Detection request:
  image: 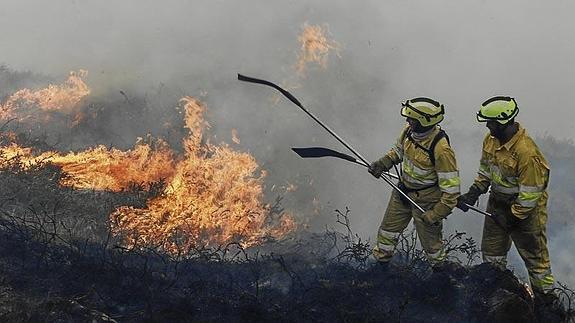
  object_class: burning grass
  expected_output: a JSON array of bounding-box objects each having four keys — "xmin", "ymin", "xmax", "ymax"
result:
[
  {"xmin": 0, "ymin": 70, "xmax": 89, "ymax": 120},
  {"xmin": 0, "ymin": 139, "xmax": 175, "ymax": 192},
  {"xmin": 110, "ymin": 97, "xmax": 296, "ymax": 253},
  {"xmin": 0, "ymin": 92, "xmax": 296, "ymax": 253}
]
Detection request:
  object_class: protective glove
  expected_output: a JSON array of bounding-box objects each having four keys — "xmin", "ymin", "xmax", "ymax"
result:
[
  {"xmin": 456, "ymin": 185, "xmax": 483, "ymax": 212},
  {"xmin": 369, "ymin": 157, "xmax": 392, "ymax": 178},
  {"xmin": 456, "ymin": 196, "xmax": 470, "ymax": 212},
  {"xmin": 422, "ymin": 210, "xmax": 441, "ymax": 225}
]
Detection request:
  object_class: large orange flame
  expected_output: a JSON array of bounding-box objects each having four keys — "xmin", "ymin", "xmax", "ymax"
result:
[
  {"xmin": 0, "ymin": 64, "xmax": 298, "ymax": 252},
  {"xmin": 0, "ymin": 70, "xmax": 90, "ymax": 120},
  {"xmin": 110, "ymin": 97, "xmax": 296, "ymax": 253},
  {"xmin": 50, "ymin": 139, "xmax": 175, "ymax": 191},
  {"xmin": 0, "ymin": 95, "xmax": 296, "ymax": 253},
  {"xmin": 0, "ymin": 138, "xmax": 175, "ymax": 192}
]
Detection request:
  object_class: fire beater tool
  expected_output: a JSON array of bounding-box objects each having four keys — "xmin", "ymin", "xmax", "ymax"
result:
[
  {"xmin": 238, "ymin": 74, "xmax": 498, "ymax": 223},
  {"xmin": 291, "ymin": 146, "xmax": 497, "ymax": 220},
  {"xmin": 237, "ymin": 73, "xmax": 425, "ymax": 212}
]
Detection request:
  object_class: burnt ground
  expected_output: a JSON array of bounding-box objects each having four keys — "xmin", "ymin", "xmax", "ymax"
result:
[
  {"xmin": 0, "ymin": 156, "xmax": 572, "ymax": 322},
  {"xmin": 0, "ymin": 228, "xmax": 572, "ymax": 323}
]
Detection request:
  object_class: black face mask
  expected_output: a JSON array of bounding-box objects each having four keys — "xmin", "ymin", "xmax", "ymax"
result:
[
  {"xmin": 487, "ymin": 121, "xmax": 510, "ymax": 139},
  {"xmin": 415, "ymin": 122, "xmax": 434, "ymax": 134},
  {"xmin": 489, "ymin": 126, "xmax": 503, "ymax": 138}
]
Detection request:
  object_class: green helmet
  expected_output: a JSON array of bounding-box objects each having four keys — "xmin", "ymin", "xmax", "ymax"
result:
[
  {"xmin": 401, "ymin": 97, "xmax": 445, "ymax": 127},
  {"xmin": 477, "ymin": 96, "xmax": 518, "ymax": 124}
]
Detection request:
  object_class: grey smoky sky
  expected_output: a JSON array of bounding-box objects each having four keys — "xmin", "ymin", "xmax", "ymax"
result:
[{"xmin": 1, "ymin": 0, "xmax": 574, "ymax": 285}]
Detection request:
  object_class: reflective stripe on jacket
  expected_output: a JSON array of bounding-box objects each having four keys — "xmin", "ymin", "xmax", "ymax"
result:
[
  {"xmin": 472, "ymin": 123, "xmax": 549, "ymax": 219},
  {"xmin": 380, "ymin": 124, "xmax": 460, "ymax": 219}
]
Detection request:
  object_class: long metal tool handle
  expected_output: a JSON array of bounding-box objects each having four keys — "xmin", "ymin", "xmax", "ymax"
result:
[
  {"xmin": 292, "ymin": 146, "xmax": 496, "ymax": 218},
  {"xmin": 238, "ymin": 73, "xmax": 425, "ymax": 212},
  {"xmin": 465, "ymin": 203, "xmax": 495, "ymax": 219},
  {"xmin": 381, "ymin": 175, "xmax": 424, "ymax": 211},
  {"xmin": 238, "ymin": 74, "xmax": 368, "ymax": 162},
  {"xmin": 376, "ymin": 168, "xmax": 495, "ymax": 218},
  {"xmin": 291, "ymin": 147, "xmax": 399, "ymax": 179}
]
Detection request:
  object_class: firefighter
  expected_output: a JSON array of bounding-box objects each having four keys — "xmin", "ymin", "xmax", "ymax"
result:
[
  {"xmin": 457, "ymin": 96, "xmax": 555, "ymax": 301},
  {"xmin": 369, "ymin": 97, "xmax": 460, "ymax": 263}
]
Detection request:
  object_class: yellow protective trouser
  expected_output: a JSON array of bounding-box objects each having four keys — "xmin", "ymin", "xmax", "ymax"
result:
[
  {"xmin": 481, "ymin": 193, "xmax": 555, "ymax": 293},
  {"xmin": 374, "ymin": 186, "xmax": 444, "ymax": 263}
]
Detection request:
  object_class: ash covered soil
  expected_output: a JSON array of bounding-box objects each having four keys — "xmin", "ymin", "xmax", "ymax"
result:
[
  {"xmin": 0, "ymin": 228, "xmax": 571, "ymax": 322},
  {"xmin": 0, "ymin": 159, "xmax": 571, "ymax": 322}
]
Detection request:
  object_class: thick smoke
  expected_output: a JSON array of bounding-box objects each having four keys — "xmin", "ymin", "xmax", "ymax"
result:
[{"xmin": 1, "ymin": 0, "xmax": 575, "ymax": 286}]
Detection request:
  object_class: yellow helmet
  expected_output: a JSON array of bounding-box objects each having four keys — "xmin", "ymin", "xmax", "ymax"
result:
[
  {"xmin": 401, "ymin": 97, "xmax": 445, "ymax": 127},
  {"xmin": 477, "ymin": 96, "xmax": 518, "ymax": 124}
]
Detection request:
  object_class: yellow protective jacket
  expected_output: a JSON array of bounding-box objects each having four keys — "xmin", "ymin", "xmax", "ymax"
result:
[
  {"xmin": 471, "ymin": 123, "xmax": 549, "ymax": 219},
  {"xmin": 378, "ymin": 124, "xmax": 460, "ymax": 219}
]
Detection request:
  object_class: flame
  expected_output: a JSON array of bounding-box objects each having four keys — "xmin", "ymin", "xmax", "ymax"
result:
[
  {"xmin": 0, "ymin": 70, "xmax": 90, "ymax": 120},
  {"xmin": 0, "ymin": 143, "xmax": 34, "ymax": 162},
  {"xmin": 108, "ymin": 97, "xmax": 295, "ymax": 253},
  {"xmin": 270, "ymin": 23, "xmax": 340, "ymax": 105},
  {"xmin": 51, "ymin": 140, "xmax": 175, "ymax": 191},
  {"xmin": 0, "ymin": 76, "xmax": 297, "ymax": 253},
  {"xmin": 296, "ymin": 23, "xmax": 340, "ymax": 76},
  {"xmin": 0, "ymin": 97, "xmax": 296, "ymax": 252},
  {"xmin": 0, "ymin": 138, "xmax": 176, "ymax": 192}
]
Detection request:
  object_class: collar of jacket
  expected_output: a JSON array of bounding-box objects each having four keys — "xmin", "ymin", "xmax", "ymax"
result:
[{"xmin": 495, "ymin": 123, "xmax": 525, "ymax": 151}]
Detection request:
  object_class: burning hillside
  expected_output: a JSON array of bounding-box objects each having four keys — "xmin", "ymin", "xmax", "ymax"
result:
[
  {"xmin": 0, "ymin": 75, "xmax": 296, "ymax": 253},
  {"xmin": 1, "ymin": 0, "xmax": 575, "ymax": 319},
  {"xmin": 0, "ymin": 22, "xmax": 341, "ymax": 252}
]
